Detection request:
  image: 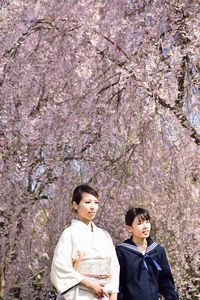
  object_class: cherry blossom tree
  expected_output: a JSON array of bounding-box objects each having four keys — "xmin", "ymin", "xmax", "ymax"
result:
[{"xmin": 0, "ymin": 1, "xmax": 199, "ymax": 299}]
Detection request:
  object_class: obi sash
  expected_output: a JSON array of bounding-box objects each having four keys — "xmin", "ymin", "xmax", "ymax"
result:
[{"xmin": 73, "ymin": 256, "xmax": 112, "ymax": 284}]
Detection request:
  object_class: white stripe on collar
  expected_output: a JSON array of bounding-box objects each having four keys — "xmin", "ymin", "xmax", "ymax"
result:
[{"xmin": 146, "ymin": 242, "xmax": 159, "ymax": 253}]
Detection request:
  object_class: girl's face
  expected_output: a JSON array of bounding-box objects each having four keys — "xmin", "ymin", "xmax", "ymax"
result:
[
  {"xmin": 126, "ymin": 216, "xmax": 151, "ymax": 240},
  {"xmin": 73, "ymin": 192, "xmax": 99, "ymax": 225}
]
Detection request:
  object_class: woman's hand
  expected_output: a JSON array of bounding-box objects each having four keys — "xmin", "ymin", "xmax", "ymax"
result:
[
  {"xmin": 109, "ymin": 293, "xmax": 117, "ymax": 300},
  {"xmin": 80, "ymin": 279, "xmax": 109, "ymax": 299}
]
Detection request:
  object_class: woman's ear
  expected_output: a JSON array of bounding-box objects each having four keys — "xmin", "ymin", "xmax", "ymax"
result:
[
  {"xmin": 126, "ymin": 225, "xmax": 133, "ymax": 233},
  {"xmin": 72, "ymin": 201, "xmax": 78, "ymax": 211}
]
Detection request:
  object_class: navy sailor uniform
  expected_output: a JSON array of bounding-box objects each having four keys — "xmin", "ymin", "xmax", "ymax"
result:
[{"xmin": 116, "ymin": 238, "xmax": 179, "ymax": 300}]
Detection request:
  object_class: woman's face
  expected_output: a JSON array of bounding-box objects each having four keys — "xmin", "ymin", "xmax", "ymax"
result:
[{"xmin": 73, "ymin": 192, "xmax": 99, "ymax": 225}]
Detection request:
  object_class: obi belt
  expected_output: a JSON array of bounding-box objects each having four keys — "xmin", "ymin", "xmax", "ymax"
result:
[{"xmin": 73, "ymin": 256, "xmax": 112, "ymax": 284}]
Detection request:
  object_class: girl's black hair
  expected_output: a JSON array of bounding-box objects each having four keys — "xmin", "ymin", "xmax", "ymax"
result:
[
  {"xmin": 72, "ymin": 184, "xmax": 99, "ymax": 205},
  {"xmin": 125, "ymin": 207, "xmax": 150, "ymax": 225}
]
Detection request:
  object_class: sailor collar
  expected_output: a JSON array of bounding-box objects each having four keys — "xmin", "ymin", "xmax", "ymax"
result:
[{"xmin": 118, "ymin": 238, "xmax": 159, "ymax": 255}]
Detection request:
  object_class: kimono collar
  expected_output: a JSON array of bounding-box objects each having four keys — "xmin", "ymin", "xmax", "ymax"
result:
[{"xmin": 71, "ymin": 219, "xmax": 96, "ymax": 232}]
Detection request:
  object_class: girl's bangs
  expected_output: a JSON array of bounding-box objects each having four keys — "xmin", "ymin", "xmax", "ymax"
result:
[{"xmin": 138, "ymin": 212, "xmax": 150, "ymax": 222}]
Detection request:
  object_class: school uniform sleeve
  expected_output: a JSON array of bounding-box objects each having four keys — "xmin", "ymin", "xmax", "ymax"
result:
[
  {"xmin": 50, "ymin": 228, "xmax": 85, "ymax": 294},
  {"xmin": 158, "ymin": 247, "xmax": 179, "ymax": 300}
]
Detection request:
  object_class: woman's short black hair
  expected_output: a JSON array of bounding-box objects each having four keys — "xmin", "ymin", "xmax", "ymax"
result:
[
  {"xmin": 72, "ymin": 184, "xmax": 99, "ymax": 205},
  {"xmin": 125, "ymin": 207, "xmax": 150, "ymax": 226}
]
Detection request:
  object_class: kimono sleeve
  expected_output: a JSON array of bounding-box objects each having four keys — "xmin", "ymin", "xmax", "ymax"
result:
[
  {"xmin": 103, "ymin": 230, "xmax": 120, "ymax": 294},
  {"xmin": 51, "ymin": 228, "xmax": 85, "ymax": 294},
  {"xmin": 158, "ymin": 247, "xmax": 179, "ymax": 300}
]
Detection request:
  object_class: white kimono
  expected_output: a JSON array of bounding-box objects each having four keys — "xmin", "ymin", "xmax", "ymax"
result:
[{"xmin": 51, "ymin": 219, "xmax": 119, "ymax": 300}]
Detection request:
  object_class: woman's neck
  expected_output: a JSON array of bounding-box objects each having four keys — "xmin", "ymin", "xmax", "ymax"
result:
[{"xmin": 77, "ymin": 217, "xmax": 92, "ymax": 226}]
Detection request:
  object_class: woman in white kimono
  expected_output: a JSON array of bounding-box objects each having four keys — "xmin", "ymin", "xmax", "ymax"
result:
[{"xmin": 51, "ymin": 184, "xmax": 119, "ymax": 300}]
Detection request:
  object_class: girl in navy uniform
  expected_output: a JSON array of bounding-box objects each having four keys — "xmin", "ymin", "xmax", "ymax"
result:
[{"xmin": 116, "ymin": 207, "xmax": 179, "ymax": 300}]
